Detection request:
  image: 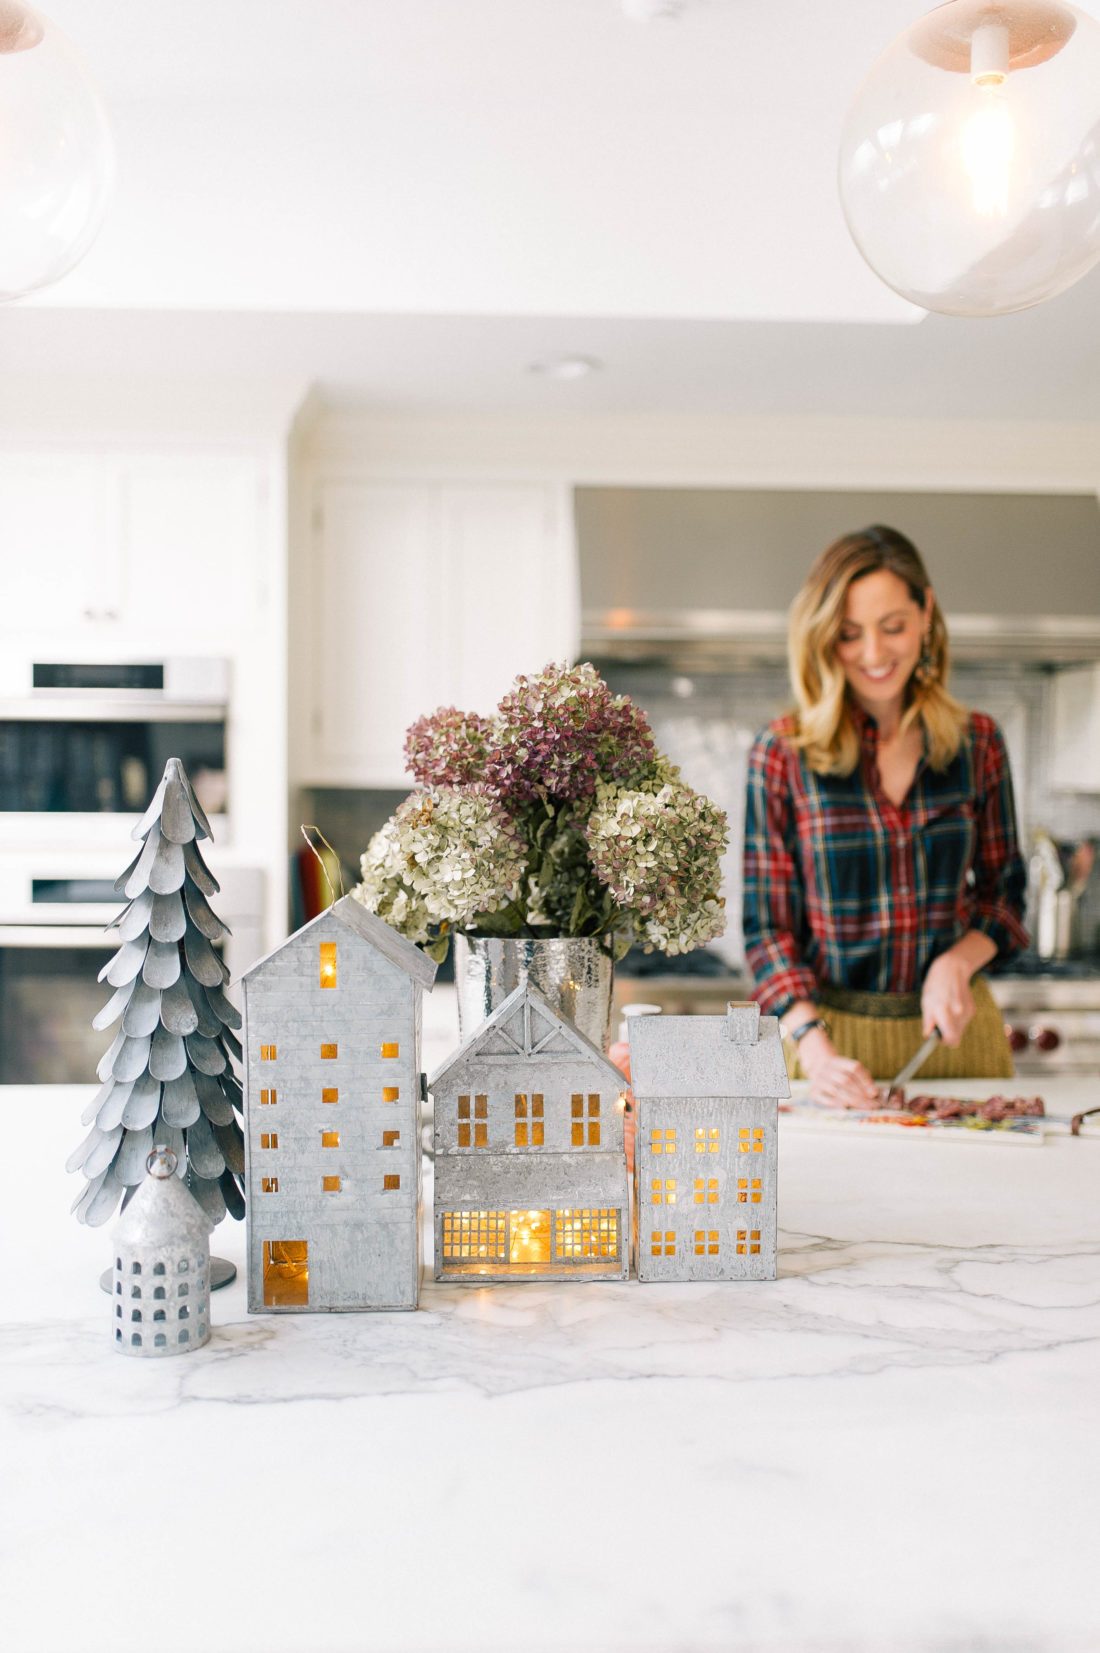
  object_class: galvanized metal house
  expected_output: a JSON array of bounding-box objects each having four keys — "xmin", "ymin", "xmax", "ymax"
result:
[
  {"xmin": 241, "ymin": 895, "xmax": 436, "ymax": 1313},
  {"xmin": 627, "ymin": 1001, "xmax": 788, "ymax": 1282},
  {"xmin": 430, "ymin": 983, "xmax": 630, "ymax": 1282}
]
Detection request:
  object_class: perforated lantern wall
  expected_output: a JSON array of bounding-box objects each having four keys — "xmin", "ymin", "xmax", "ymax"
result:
[
  {"xmin": 110, "ymin": 1148, "xmax": 213, "ymax": 1358},
  {"xmin": 838, "ymin": 0, "xmax": 1100, "ymax": 316}
]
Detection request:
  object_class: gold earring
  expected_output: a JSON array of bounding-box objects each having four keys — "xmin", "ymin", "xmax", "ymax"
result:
[{"xmin": 915, "ymin": 634, "xmax": 934, "ymax": 683}]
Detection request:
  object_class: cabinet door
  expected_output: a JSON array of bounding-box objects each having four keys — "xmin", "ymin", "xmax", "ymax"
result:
[
  {"xmin": 117, "ymin": 457, "xmax": 267, "ymax": 639},
  {"xmin": 0, "ymin": 457, "xmax": 113, "ymax": 631},
  {"xmin": 440, "ymin": 484, "xmax": 579, "ymax": 715},
  {"xmin": 310, "ymin": 483, "xmax": 446, "ymax": 786}
]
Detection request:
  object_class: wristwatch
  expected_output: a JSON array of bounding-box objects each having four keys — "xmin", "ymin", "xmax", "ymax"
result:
[{"xmin": 787, "ymin": 1016, "xmax": 828, "ymax": 1045}]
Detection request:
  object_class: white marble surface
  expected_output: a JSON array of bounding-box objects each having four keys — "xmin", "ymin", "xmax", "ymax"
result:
[{"xmin": 3, "ymin": 1076, "xmax": 1100, "ymax": 1653}]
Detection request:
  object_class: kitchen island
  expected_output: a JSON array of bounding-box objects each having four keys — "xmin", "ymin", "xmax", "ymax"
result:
[{"xmin": 3, "ymin": 1078, "xmax": 1099, "ymax": 1653}]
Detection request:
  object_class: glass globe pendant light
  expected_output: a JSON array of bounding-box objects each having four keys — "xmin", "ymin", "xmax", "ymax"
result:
[
  {"xmin": 838, "ymin": 1, "xmax": 1100, "ymax": 316},
  {"xmin": 0, "ymin": 0, "xmax": 114, "ymax": 301}
]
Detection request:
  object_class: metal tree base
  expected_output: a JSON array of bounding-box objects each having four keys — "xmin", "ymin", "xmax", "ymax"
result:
[{"xmin": 100, "ymin": 1256, "xmax": 237, "ymax": 1293}]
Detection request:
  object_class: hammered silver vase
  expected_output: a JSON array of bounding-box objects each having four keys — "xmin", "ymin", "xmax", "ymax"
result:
[{"xmin": 453, "ymin": 935, "xmax": 614, "ymax": 1052}]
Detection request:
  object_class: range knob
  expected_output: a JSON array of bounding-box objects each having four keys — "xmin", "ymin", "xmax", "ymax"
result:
[
  {"xmin": 1006, "ymin": 1025, "xmax": 1029, "ymax": 1053},
  {"xmin": 1029, "ymin": 1025, "xmax": 1061, "ymax": 1052}
]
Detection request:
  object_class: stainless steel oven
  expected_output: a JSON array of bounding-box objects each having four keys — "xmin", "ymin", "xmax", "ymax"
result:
[
  {"xmin": 0, "ymin": 655, "xmax": 230, "ymax": 849},
  {"xmin": 0, "ymin": 863, "xmax": 264, "ymax": 1084}
]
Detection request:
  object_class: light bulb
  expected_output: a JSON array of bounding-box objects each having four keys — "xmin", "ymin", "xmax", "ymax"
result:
[
  {"xmin": 838, "ymin": 0, "xmax": 1100, "ymax": 317},
  {"xmin": 0, "ymin": 0, "xmax": 113, "ymax": 300}
]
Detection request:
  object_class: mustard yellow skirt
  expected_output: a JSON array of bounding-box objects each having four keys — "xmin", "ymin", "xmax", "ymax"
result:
[{"xmin": 785, "ymin": 974, "xmax": 1013, "ymax": 1082}]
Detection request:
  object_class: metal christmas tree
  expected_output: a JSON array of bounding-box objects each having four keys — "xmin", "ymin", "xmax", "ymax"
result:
[{"xmin": 68, "ymin": 757, "xmax": 246, "ymax": 1230}]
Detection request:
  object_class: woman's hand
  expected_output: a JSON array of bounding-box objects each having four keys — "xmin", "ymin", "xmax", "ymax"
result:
[
  {"xmin": 921, "ymin": 933, "xmax": 995, "ymax": 1045},
  {"xmin": 796, "ymin": 1025, "xmax": 880, "ymax": 1109}
]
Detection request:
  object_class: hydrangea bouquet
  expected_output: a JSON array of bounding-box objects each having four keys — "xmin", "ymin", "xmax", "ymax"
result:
[{"xmin": 353, "ymin": 662, "xmax": 728, "ymax": 965}]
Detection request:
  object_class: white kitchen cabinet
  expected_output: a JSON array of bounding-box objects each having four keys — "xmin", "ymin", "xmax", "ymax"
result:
[
  {"xmin": 1051, "ymin": 664, "xmax": 1100, "ymax": 793},
  {"xmin": 0, "ymin": 451, "xmax": 268, "ymax": 645},
  {"xmin": 305, "ymin": 479, "xmax": 579, "ymax": 786}
]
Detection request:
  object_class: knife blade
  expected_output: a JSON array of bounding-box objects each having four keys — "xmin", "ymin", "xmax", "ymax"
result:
[{"xmin": 890, "ymin": 1027, "xmax": 942, "ymax": 1089}]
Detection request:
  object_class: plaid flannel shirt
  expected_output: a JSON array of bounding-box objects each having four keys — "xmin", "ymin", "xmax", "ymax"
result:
[{"xmin": 742, "ymin": 705, "xmax": 1029, "ymax": 1018}]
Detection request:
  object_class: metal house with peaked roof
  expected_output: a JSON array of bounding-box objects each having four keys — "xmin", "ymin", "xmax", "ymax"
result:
[
  {"xmin": 627, "ymin": 1002, "xmax": 789, "ymax": 1283},
  {"xmin": 430, "ymin": 984, "xmax": 630, "ymax": 1282},
  {"xmin": 241, "ymin": 895, "xmax": 436, "ymax": 1313}
]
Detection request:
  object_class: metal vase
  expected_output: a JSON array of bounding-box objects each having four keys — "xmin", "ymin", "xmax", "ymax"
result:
[{"xmin": 454, "ymin": 935, "xmax": 614, "ymax": 1051}]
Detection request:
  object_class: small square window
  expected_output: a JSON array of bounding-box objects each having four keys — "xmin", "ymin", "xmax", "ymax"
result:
[
  {"xmin": 322, "ymin": 1087, "xmax": 338, "ymax": 1104},
  {"xmin": 383, "ymin": 1174, "xmax": 400, "ymax": 1191},
  {"xmin": 262, "ymin": 1176, "xmax": 279, "ymax": 1194},
  {"xmin": 382, "ymin": 1086, "xmax": 399, "ymax": 1102},
  {"xmin": 322, "ymin": 1131, "xmax": 340, "ymax": 1148},
  {"xmin": 382, "ymin": 1129, "xmax": 400, "ymax": 1148},
  {"xmin": 261, "ymin": 1132, "xmax": 277, "ymax": 1150},
  {"xmin": 323, "ymin": 1176, "xmax": 340, "ymax": 1192},
  {"xmin": 320, "ymin": 1043, "xmax": 338, "ymax": 1060},
  {"xmin": 381, "ymin": 1042, "xmax": 399, "ymax": 1058}
]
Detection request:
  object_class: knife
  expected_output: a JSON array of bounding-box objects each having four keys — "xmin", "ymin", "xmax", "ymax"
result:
[{"xmin": 890, "ymin": 1026, "xmax": 942, "ymax": 1089}]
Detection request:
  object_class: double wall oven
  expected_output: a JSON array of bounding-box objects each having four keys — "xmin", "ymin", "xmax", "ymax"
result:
[{"xmin": 0, "ymin": 656, "xmax": 263, "ymax": 1084}]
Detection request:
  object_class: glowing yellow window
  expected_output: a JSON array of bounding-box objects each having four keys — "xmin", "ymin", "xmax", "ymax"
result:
[
  {"xmin": 383, "ymin": 1174, "xmax": 400, "ymax": 1191},
  {"xmin": 555, "ymin": 1208, "xmax": 619, "ymax": 1261},
  {"xmin": 322, "ymin": 1132, "xmax": 339, "ymax": 1148},
  {"xmin": 587, "ymin": 1095, "xmax": 600, "ymax": 1146},
  {"xmin": 319, "ymin": 942, "xmax": 337, "ymax": 989},
  {"xmin": 515, "ymin": 1093, "xmax": 527, "ymax": 1146},
  {"xmin": 753, "ymin": 1128, "xmax": 764, "ymax": 1153},
  {"xmin": 738, "ymin": 1176, "xmax": 762, "ymax": 1203},
  {"xmin": 323, "ymin": 1176, "xmax": 341, "ymax": 1193},
  {"xmin": 260, "ymin": 1044, "xmax": 276, "ymax": 1061},
  {"xmin": 694, "ymin": 1230, "xmax": 720, "ymax": 1256},
  {"xmin": 260, "ymin": 1088, "xmax": 277, "ymax": 1106},
  {"xmin": 650, "ymin": 1230, "xmax": 676, "ymax": 1257},
  {"xmin": 650, "ymin": 1127, "xmax": 676, "ymax": 1156},
  {"xmin": 261, "ymin": 1176, "xmax": 279, "ymax": 1194},
  {"xmin": 752, "ymin": 1178, "xmax": 762, "ymax": 1203},
  {"xmin": 383, "ymin": 1086, "xmax": 399, "ymax": 1102},
  {"xmin": 531, "ymin": 1093, "xmax": 544, "ymax": 1146},
  {"xmin": 651, "ymin": 1178, "xmax": 676, "ymax": 1205},
  {"xmin": 458, "ymin": 1094, "xmax": 471, "ymax": 1147},
  {"xmin": 260, "ymin": 1133, "xmax": 278, "ymax": 1150},
  {"xmin": 381, "ymin": 1042, "xmax": 399, "ymax": 1058},
  {"xmin": 263, "ymin": 1240, "xmax": 308, "ymax": 1307},
  {"xmin": 322, "ymin": 1087, "xmax": 338, "ymax": 1104},
  {"xmin": 738, "ymin": 1128, "xmax": 752, "ymax": 1154},
  {"xmin": 693, "ymin": 1178, "xmax": 719, "ymax": 1204},
  {"xmin": 321, "ymin": 1043, "xmax": 338, "ymax": 1060},
  {"xmin": 695, "ymin": 1126, "xmax": 721, "ymax": 1154},
  {"xmin": 442, "ymin": 1210, "xmax": 506, "ymax": 1262},
  {"xmin": 509, "ymin": 1210, "xmax": 551, "ymax": 1264}
]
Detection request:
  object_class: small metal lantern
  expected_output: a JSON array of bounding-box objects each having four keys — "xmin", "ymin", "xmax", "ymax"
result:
[{"xmin": 110, "ymin": 1146, "xmax": 214, "ymax": 1356}]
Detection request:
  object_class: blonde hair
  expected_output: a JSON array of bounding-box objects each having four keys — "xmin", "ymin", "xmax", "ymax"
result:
[{"xmin": 788, "ymin": 526, "xmax": 968, "ymax": 775}]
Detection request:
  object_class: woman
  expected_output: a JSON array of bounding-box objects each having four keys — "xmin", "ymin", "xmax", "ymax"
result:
[{"xmin": 742, "ymin": 526, "xmax": 1028, "ymax": 1107}]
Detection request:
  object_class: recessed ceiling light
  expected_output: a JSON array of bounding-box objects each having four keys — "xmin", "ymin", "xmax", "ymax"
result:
[{"xmin": 526, "ymin": 354, "xmax": 602, "ymax": 380}]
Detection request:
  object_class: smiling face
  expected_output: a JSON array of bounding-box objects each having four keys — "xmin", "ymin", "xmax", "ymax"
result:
[{"xmin": 834, "ymin": 568, "xmax": 932, "ymax": 719}]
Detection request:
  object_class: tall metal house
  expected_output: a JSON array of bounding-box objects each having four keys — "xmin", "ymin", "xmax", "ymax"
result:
[
  {"xmin": 627, "ymin": 1002, "xmax": 788, "ymax": 1282},
  {"xmin": 241, "ymin": 895, "xmax": 436, "ymax": 1312},
  {"xmin": 430, "ymin": 984, "xmax": 630, "ymax": 1282}
]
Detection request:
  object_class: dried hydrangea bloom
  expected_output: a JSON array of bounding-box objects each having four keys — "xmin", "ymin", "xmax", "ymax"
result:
[
  {"xmin": 404, "ymin": 706, "xmax": 493, "ymax": 788},
  {"xmin": 352, "ymin": 786, "xmax": 526, "ymax": 947},
  {"xmin": 483, "ymin": 661, "xmax": 658, "ymax": 809},
  {"xmin": 585, "ymin": 779, "xmax": 728, "ymax": 955}
]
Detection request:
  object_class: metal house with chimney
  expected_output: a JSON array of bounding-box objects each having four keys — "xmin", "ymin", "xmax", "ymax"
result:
[
  {"xmin": 430, "ymin": 983, "xmax": 630, "ymax": 1282},
  {"xmin": 627, "ymin": 1001, "xmax": 788, "ymax": 1282},
  {"xmin": 241, "ymin": 894, "xmax": 436, "ymax": 1313}
]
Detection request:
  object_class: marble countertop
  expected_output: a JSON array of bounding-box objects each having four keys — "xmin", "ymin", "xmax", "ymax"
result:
[{"xmin": 3, "ymin": 1075, "xmax": 1100, "ymax": 1653}]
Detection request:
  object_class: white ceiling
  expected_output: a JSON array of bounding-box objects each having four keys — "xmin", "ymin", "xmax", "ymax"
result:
[{"xmin": 6, "ymin": 0, "xmax": 1100, "ymax": 420}]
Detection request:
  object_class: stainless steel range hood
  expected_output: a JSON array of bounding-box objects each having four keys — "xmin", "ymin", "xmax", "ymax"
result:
[{"xmin": 577, "ymin": 486, "xmax": 1100, "ymax": 668}]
